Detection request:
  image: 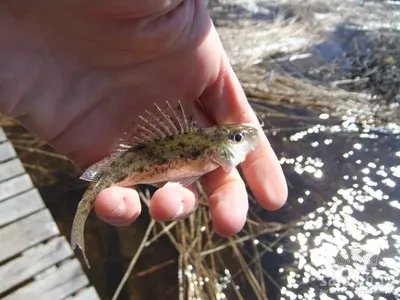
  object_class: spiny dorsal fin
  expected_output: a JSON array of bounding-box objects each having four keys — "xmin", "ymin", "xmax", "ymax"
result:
[
  {"xmin": 81, "ymin": 101, "xmax": 197, "ymax": 180},
  {"xmin": 116, "ymin": 101, "xmax": 197, "ymax": 152}
]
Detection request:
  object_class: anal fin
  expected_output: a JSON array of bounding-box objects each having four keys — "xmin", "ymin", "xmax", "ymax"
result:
[{"xmin": 164, "ymin": 176, "xmax": 200, "ymax": 188}]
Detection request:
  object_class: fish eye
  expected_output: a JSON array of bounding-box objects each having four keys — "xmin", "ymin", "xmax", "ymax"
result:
[{"xmin": 231, "ymin": 131, "xmax": 245, "ymax": 143}]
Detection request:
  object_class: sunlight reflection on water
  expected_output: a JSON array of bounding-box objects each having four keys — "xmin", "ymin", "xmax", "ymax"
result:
[
  {"xmin": 272, "ymin": 116, "xmax": 400, "ymax": 299},
  {"xmin": 179, "ymin": 264, "xmax": 233, "ymax": 300}
]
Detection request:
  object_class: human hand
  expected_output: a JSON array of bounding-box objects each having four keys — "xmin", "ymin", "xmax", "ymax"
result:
[{"xmin": 0, "ymin": 0, "xmax": 287, "ymax": 236}]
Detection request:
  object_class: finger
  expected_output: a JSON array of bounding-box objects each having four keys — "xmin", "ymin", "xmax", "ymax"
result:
[
  {"xmin": 194, "ymin": 94, "xmax": 249, "ymax": 236},
  {"xmin": 201, "ymin": 167, "xmax": 248, "ymax": 236},
  {"xmin": 150, "ymin": 182, "xmax": 198, "ymax": 221},
  {"xmin": 199, "ymin": 32, "xmax": 288, "ymax": 210},
  {"xmin": 94, "ymin": 186, "xmax": 142, "ymax": 226}
]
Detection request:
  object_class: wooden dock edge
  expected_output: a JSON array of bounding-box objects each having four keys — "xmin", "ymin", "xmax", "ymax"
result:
[{"xmin": 0, "ymin": 127, "xmax": 100, "ymax": 300}]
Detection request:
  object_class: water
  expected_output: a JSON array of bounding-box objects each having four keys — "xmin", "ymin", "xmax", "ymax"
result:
[
  {"xmin": 257, "ymin": 112, "xmax": 400, "ymax": 299},
  {"xmin": 235, "ymin": 1, "xmax": 400, "ymax": 297}
]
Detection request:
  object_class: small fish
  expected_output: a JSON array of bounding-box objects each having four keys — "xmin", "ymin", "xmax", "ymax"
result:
[{"xmin": 70, "ymin": 101, "xmax": 260, "ymax": 268}]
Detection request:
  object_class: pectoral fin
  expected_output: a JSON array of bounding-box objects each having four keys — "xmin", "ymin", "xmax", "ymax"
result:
[
  {"xmin": 80, "ymin": 156, "xmax": 111, "ymax": 181},
  {"xmin": 212, "ymin": 158, "xmax": 234, "ymax": 173}
]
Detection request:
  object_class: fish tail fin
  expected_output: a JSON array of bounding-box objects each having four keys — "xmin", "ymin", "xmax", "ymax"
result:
[
  {"xmin": 70, "ymin": 180, "xmax": 106, "ymax": 269},
  {"xmin": 71, "ymin": 207, "xmax": 91, "ymax": 269}
]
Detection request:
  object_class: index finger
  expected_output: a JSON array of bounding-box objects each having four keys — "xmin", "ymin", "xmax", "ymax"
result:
[{"xmin": 199, "ymin": 54, "xmax": 288, "ymax": 210}]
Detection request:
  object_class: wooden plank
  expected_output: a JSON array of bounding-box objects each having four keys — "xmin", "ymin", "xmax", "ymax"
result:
[
  {"xmin": 0, "ymin": 189, "xmax": 44, "ymax": 227},
  {"xmin": 0, "ymin": 237, "xmax": 73, "ymax": 294},
  {"xmin": 65, "ymin": 287, "xmax": 100, "ymax": 300},
  {"xmin": 0, "ymin": 128, "xmax": 6, "ymax": 143},
  {"xmin": 3, "ymin": 259, "xmax": 89, "ymax": 300},
  {"xmin": 0, "ymin": 159, "xmax": 25, "ymax": 183},
  {"xmin": 0, "ymin": 142, "xmax": 17, "ymax": 162},
  {"xmin": 0, "ymin": 209, "xmax": 59, "ymax": 263},
  {"xmin": 0, "ymin": 174, "xmax": 33, "ymax": 203}
]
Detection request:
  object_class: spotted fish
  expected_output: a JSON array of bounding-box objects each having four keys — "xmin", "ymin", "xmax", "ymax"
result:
[{"xmin": 70, "ymin": 101, "xmax": 260, "ymax": 268}]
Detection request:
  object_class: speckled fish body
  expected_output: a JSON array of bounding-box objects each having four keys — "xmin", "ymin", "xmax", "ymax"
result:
[{"xmin": 70, "ymin": 102, "xmax": 260, "ymax": 268}]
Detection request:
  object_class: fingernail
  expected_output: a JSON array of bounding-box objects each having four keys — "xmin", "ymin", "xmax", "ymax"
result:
[{"xmin": 108, "ymin": 198, "xmax": 126, "ymax": 217}]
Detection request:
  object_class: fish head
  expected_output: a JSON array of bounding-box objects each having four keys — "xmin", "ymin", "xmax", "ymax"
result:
[{"xmin": 207, "ymin": 123, "xmax": 260, "ymax": 168}]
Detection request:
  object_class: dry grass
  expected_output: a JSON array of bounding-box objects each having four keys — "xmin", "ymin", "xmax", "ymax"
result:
[
  {"xmin": 243, "ymin": 74, "xmax": 398, "ymax": 126},
  {"xmin": 210, "ymin": 0, "xmax": 400, "ymax": 126},
  {"xmin": 110, "ymin": 185, "xmax": 289, "ymax": 300},
  {"xmin": 0, "ymin": 116, "xmax": 81, "ymax": 188},
  {"xmin": 216, "ymin": 16, "xmax": 322, "ymax": 69}
]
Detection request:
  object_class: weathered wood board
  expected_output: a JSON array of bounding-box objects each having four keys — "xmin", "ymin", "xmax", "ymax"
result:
[
  {"xmin": 65, "ymin": 287, "xmax": 101, "ymax": 300},
  {"xmin": 0, "ymin": 127, "xmax": 100, "ymax": 300},
  {"xmin": 0, "ymin": 209, "xmax": 60, "ymax": 263},
  {"xmin": 0, "ymin": 189, "xmax": 45, "ymax": 227},
  {"xmin": 3, "ymin": 259, "xmax": 89, "ymax": 300},
  {"xmin": 0, "ymin": 158, "xmax": 25, "ymax": 183},
  {"xmin": 0, "ymin": 237, "xmax": 73, "ymax": 294},
  {"xmin": 0, "ymin": 174, "xmax": 34, "ymax": 203}
]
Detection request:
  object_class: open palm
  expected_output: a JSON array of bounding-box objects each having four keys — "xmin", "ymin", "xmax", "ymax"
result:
[{"xmin": 0, "ymin": 0, "xmax": 287, "ymax": 236}]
